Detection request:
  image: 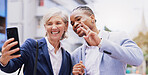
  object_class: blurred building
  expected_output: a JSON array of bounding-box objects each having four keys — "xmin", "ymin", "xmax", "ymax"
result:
[
  {"xmin": 0, "ymin": 0, "xmax": 6, "ymax": 51},
  {"xmin": 6, "ymin": 0, "xmax": 97, "ymax": 53},
  {"xmin": 0, "ymin": 0, "xmax": 148, "ymax": 74},
  {"xmin": 5, "ymin": 0, "xmax": 148, "ymax": 52}
]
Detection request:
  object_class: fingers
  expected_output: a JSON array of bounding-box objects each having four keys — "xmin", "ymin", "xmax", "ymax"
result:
[
  {"xmin": 72, "ymin": 69, "xmax": 83, "ymax": 75},
  {"xmin": 79, "ymin": 61, "xmax": 83, "ymax": 64},
  {"xmin": 73, "ymin": 23, "xmax": 82, "ymax": 33},
  {"xmin": 2, "ymin": 38, "xmax": 14, "ymax": 48},
  {"xmin": 3, "ymin": 41, "xmax": 18, "ymax": 53},
  {"xmin": 76, "ymin": 61, "xmax": 85, "ymax": 73},
  {"xmin": 0, "ymin": 48, "xmax": 21, "ymax": 66},
  {"xmin": 7, "ymin": 48, "xmax": 20, "ymax": 55},
  {"xmin": 79, "ymin": 61, "xmax": 85, "ymax": 68},
  {"xmin": 83, "ymin": 35, "xmax": 91, "ymax": 46},
  {"xmin": 73, "ymin": 63, "xmax": 85, "ymax": 69},
  {"xmin": 9, "ymin": 54, "xmax": 21, "ymax": 59},
  {"xmin": 76, "ymin": 27, "xmax": 81, "ymax": 34},
  {"xmin": 2, "ymin": 48, "xmax": 20, "ymax": 58},
  {"xmin": 81, "ymin": 22, "xmax": 89, "ymax": 30},
  {"xmin": 79, "ymin": 27, "xmax": 90, "ymax": 36},
  {"xmin": 73, "ymin": 67, "xmax": 84, "ymax": 75},
  {"xmin": 83, "ymin": 30, "xmax": 99, "ymax": 46},
  {"xmin": 0, "ymin": 38, "xmax": 21, "ymax": 66},
  {"xmin": 72, "ymin": 61, "xmax": 85, "ymax": 75},
  {"xmin": 76, "ymin": 28, "xmax": 86, "ymax": 37}
]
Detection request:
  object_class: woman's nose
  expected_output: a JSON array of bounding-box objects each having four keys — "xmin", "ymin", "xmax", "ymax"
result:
[{"xmin": 52, "ymin": 25, "xmax": 58, "ymax": 29}]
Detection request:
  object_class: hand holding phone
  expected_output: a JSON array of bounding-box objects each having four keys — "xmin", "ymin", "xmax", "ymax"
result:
[
  {"xmin": 0, "ymin": 38, "xmax": 21, "ymax": 66},
  {"xmin": 6, "ymin": 27, "xmax": 20, "ymax": 55},
  {"xmin": 0, "ymin": 27, "xmax": 21, "ymax": 66}
]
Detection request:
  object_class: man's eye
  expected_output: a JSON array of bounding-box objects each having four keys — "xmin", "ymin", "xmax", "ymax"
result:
[{"xmin": 77, "ymin": 18, "xmax": 80, "ymax": 21}]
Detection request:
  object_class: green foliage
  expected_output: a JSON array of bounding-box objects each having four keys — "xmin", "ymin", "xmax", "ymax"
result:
[
  {"xmin": 127, "ymin": 64, "xmax": 132, "ymax": 67},
  {"xmin": 133, "ymin": 32, "xmax": 148, "ymax": 61},
  {"xmin": 146, "ymin": 67, "xmax": 148, "ymax": 74},
  {"xmin": 104, "ymin": 26, "xmax": 111, "ymax": 32},
  {"xmin": 133, "ymin": 32, "xmax": 148, "ymax": 73}
]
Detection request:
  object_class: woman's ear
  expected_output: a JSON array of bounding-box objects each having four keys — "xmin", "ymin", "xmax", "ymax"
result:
[
  {"xmin": 44, "ymin": 24, "xmax": 45, "ymax": 27},
  {"xmin": 44, "ymin": 24, "xmax": 47, "ymax": 30},
  {"xmin": 64, "ymin": 21, "xmax": 68, "ymax": 31},
  {"xmin": 44, "ymin": 24, "xmax": 48, "ymax": 36}
]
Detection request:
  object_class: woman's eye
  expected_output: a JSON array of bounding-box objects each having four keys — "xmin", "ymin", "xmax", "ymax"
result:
[
  {"xmin": 57, "ymin": 22, "xmax": 61, "ymax": 25},
  {"xmin": 47, "ymin": 23, "xmax": 52, "ymax": 25}
]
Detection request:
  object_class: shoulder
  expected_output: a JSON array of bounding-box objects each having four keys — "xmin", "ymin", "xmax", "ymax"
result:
[
  {"xmin": 109, "ymin": 31, "xmax": 130, "ymax": 39},
  {"xmin": 71, "ymin": 45, "xmax": 84, "ymax": 62},
  {"xmin": 70, "ymin": 45, "xmax": 83, "ymax": 66},
  {"xmin": 71, "ymin": 45, "xmax": 83, "ymax": 57},
  {"xmin": 22, "ymin": 38, "xmax": 46, "ymax": 48},
  {"xmin": 21, "ymin": 38, "xmax": 36, "ymax": 48},
  {"xmin": 108, "ymin": 31, "xmax": 130, "ymax": 41},
  {"xmin": 20, "ymin": 38, "xmax": 46, "ymax": 52},
  {"xmin": 108, "ymin": 31, "xmax": 134, "ymax": 45}
]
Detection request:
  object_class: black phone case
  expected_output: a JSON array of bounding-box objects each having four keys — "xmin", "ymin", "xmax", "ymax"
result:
[{"xmin": 6, "ymin": 27, "xmax": 20, "ymax": 55}]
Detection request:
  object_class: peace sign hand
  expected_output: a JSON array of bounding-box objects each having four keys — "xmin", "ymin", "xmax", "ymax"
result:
[{"xmin": 79, "ymin": 22, "xmax": 101, "ymax": 46}]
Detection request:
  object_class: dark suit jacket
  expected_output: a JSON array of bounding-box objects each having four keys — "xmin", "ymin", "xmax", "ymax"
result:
[{"xmin": 0, "ymin": 38, "xmax": 72, "ymax": 75}]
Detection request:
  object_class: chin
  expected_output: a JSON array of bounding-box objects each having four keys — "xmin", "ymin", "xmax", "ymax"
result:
[
  {"xmin": 51, "ymin": 37, "xmax": 61, "ymax": 41},
  {"xmin": 78, "ymin": 34, "xmax": 83, "ymax": 37},
  {"xmin": 78, "ymin": 33, "xmax": 85, "ymax": 37},
  {"xmin": 77, "ymin": 32, "xmax": 85, "ymax": 37}
]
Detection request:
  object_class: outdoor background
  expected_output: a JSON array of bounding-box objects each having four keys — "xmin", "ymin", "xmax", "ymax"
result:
[{"xmin": 0, "ymin": 0, "xmax": 148, "ymax": 75}]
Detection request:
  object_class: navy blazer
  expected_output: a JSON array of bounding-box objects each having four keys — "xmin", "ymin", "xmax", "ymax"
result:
[{"xmin": 0, "ymin": 38, "xmax": 72, "ymax": 75}]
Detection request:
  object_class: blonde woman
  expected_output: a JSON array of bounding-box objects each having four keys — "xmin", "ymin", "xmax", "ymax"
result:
[{"xmin": 0, "ymin": 8, "xmax": 72, "ymax": 75}]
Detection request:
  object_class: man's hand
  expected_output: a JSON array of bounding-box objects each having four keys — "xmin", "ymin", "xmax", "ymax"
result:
[
  {"xmin": 0, "ymin": 38, "xmax": 21, "ymax": 66},
  {"xmin": 78, "ymin": 22, "xmax": 101, "ymax": 46},
  {"xmin": 72, "ymin": 61, "xmax": 85, "ymax": 75}
]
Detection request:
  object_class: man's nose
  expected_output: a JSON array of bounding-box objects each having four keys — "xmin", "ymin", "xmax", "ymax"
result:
[{"xmin": 74, "ymin": 22, "xmax": 80, "ymax": 28}]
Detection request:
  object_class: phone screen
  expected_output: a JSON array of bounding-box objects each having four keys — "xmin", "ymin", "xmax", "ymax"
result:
[{"xmin": 6, "ymin": 27, "xmax": 20, "ymax": 55}]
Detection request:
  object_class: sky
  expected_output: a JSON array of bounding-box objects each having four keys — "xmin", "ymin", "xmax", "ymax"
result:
[{"xmin": 92, "ymin": 0, "xmax": 148, "ymax": 38}]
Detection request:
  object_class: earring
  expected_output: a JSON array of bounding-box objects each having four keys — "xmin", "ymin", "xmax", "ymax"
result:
[{"xmin": 92, "ymin": 20, "xmax": 94, "ymax": 23}]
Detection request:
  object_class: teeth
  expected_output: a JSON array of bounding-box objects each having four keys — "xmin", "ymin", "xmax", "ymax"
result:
[{"xmin": 52, "ymin": 32, "xmax": 59, "ymax": 34}]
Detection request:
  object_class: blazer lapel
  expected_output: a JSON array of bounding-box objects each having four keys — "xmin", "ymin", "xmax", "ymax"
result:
[
  {"xmin": 39, "ymin": 38, "xmax": 54, "ymax": 74},
  {"xmin": 81, "ymin": 45, "xmax": 86, "ymax": 64},
  {"xmin": 99, "ymin": 30, "xmax": 110, "ymax": 67},
  {"xmin": 59, "ymin": 48, "xmax": 66, "ymax": 74}
]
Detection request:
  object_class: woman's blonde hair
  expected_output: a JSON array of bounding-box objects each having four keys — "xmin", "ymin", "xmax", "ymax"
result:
[{"xmin": 41, "ymin": 7, "xmax": 69, "ymax": 40}]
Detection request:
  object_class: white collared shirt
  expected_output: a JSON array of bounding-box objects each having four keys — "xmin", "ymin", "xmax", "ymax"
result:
[
  {"xmin": 45, "ymin": 37, "xmax": 62, "ymax": 75},
  {"xmin": 84, "ymin": 30, "xmax": 103, "ymax": 75}
]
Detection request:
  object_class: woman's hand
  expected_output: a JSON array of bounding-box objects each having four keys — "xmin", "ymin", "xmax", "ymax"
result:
[
  {"xmin": 72, "ymin": 61, "xmax": 85, "ymax": 75},
  {"xmin": 0, "ymin": 38, "xmax": 21, "ymax": 66}
]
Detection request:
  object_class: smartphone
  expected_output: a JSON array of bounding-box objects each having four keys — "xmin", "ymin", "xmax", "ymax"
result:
[{"xmin": 6, "ymin": 27, "xmax": 20, "ymax": 55}]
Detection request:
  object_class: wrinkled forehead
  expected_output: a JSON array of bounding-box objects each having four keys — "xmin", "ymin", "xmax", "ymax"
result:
[{"xmin": 46, "ymin": 15, "xmax": 64, "ymax": 23}]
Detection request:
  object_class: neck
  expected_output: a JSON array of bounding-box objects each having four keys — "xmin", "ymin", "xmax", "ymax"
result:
[{"xmin": 47, "ymin": 37, "xmax": 60, "ymax": 54}]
